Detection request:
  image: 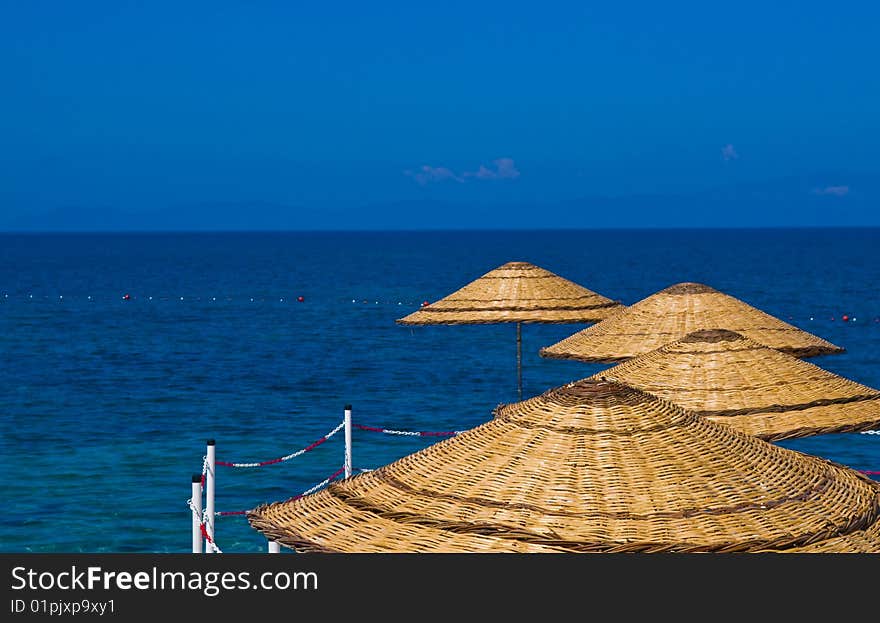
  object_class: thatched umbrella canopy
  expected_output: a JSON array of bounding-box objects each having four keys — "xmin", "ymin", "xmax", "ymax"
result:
[
  {"xmin": 397, "ymin": 261, "xmax": 623, "ymax": 399},
  {"xmin": 248, "ymin": 379, "xmax": 880, "ymax": 553},
  {"xmin": 539, "ymin": 282, "xmax": 844, "ymax": 364},
  {"xmin": 587, "ymin": 329, "xmax": 880, "ymax": 442},
  {"xmin": 780, "ymin": 522, "xmax": 880, "ymax": 552}
]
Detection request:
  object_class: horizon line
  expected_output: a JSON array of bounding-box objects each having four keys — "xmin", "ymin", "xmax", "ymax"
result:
[{"xmin": 1, "ymin": 225, "xmax": 880, "ymax": 235}]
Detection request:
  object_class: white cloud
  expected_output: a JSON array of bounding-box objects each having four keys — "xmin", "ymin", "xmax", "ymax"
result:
[
  {"xmin": 405, "ymin": 158, "xmax": 520, "ymax": 184},
  {"xmin": 404, "ymin": 166, "xmax": 463, "ymax": 185},
  {"xmin": 812, "ymin": 185, "xmax": 849, "ymax": 197},
  {"xmin": 463, "ymin": 158, "xmax": 520, "ymax": 180},
  {"xmin": 721, "ymin": 144, "xmax": 738, "ymax": 161}
]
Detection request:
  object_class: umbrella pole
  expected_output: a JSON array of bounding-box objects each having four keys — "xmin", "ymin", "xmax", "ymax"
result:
[{"xmin": 516, "ymin": 322, "xmax": 522, "ymax": 400}]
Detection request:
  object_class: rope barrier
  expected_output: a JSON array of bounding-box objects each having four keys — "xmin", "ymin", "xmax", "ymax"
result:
[
  {"xmin": 201, "ymin": 508, "xmax": 222, "ymax": 553},
  {"xmin": 861, "ymin": 430, "xmax": 880, "ymax": 435},
  {"xmin": 353, "ymin": 423, "xmax": 461, "ymax": 437},
  {"xmin": 199, "ymin": 525, "xmax": 222, "ymax": 553},
  {"xmin": 292, "ymin": 467, "xmax": 346, "ymax": 500},
  {"xmin": 208, "ymin": 466, "xmax": 348, "ymax": 520},
  {"xmin": 187, "ymin": 497, "xmax": 200, "ymax": 523},
  {"xmin": 860, "ymin": 470, "xmax": 880, "ymax": 475},
  {"xmin": 200, "ymin": 455, "xmax": 208, "ymax": 490},
  {"xmin": 216, "ymin": 421, "xmax": 345, "ymax": 468},
  {"xmin": 187, "ymin": 496, "xmax": 223, "ymax": 553}
]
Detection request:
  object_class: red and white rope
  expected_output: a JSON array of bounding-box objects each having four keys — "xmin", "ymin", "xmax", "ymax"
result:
[
  {"xmin": 187, "ymin": 496, "xmax": 223, "ymax": 553},
  {"xmin": 353, "ymin": 423, "xmax": 460, "ymax": 437},
  {"xmin": 216, "ymin": 421, "xmax": 345, "ymax": 468},
  {"xmin": 292, "ymin": 467, "xmax": 346, "ymax": 500},
  {"xmin": 209, "ymin": 466, "xmax": 348, "ymax": 519},
  {"xmin": 187, "ymin": 496, "xmax": 200, "ymax": 524},
  {"xmin": 201, "ymin": 508, "xmax": 221, "ymax": 553},
  {"xmin": 200, "ymin": 455, "xmax": 208, "ymax": 490}
]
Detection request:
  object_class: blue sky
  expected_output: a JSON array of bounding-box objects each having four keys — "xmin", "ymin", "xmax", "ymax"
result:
[{"xmin": 2, "ymin": 1, "xmax": 879, "ymax": 229}]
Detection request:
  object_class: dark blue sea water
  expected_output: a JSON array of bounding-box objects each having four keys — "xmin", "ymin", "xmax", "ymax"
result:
[{"xmin": 1, "ymin": 229, "xmax": 879, "ymax": 553}]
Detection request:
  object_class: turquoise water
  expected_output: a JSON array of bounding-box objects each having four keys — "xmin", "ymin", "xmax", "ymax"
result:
[{"xmin": 1, "ymin": 229, "xmax": 878, "ymax": 552}]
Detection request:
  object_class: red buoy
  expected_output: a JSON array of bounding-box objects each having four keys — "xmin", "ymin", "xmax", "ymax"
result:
[
  {"xmin": 421, "ymin": 300, "xmax": 430, "ymax": 307},
  {"xmin": 297, "ymin": 295, "xmax": 305, "ymax": 303},
  {"xmin": 123, "ymin": 293, "xmax": 131, "ymax": 301},
  {"xmin": 842, "ymin": 314, "xmax": 849, "ymax": 322}
]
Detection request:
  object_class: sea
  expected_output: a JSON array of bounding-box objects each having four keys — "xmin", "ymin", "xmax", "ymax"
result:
[{"xmin": 1, "ymin": 228, "xmax": 879, "ymax": 553}]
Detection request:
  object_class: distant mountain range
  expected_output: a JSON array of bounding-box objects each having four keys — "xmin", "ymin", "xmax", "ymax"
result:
[
  {"xmin": 3, "ymin": 174, "xmax": 876, "ymax": 231},
  {"xmin": 2, "ymin": 200, "xmax": 323, "ymax": 232}
]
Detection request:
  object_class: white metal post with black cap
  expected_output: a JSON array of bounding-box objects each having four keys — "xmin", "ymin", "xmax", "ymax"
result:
[
  {"xmin": 191, "ymin": 474, "xmax": 202, "ymax": 553},
  {"xmin": 205, "ymin": 439, "xmax": 216, "ymax": 552},
  {"xmin": 344, "ymin": 404, "xmax": 353, "ymax": 479}
]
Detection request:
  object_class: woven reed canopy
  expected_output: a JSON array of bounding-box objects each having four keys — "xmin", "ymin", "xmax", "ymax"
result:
[
  {"xmin": 396, "ymin": 261, "xmax": 624, "ymax": 399},
  {"xmin": 588, "ymin": 329, "xmax": 880, "ymax": 442},
  {"xmin": 540, "ymin": 282, "xmax": 844, "ymax": 363},
  {"xmin": 396, "ymin": 261, "xmax": 622, "ymax": 325},
  {"xmin": 248, "ymin": 379, "xmax": 880, "ymax": 553}
]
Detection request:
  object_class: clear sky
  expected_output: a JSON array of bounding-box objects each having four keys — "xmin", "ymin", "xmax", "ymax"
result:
[{"xmin": 2, "ymin": 1, "xmax": 879, "ymax": 230}]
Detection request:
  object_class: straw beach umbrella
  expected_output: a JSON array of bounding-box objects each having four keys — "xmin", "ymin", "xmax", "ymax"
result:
[
  {"xmin": 587, "ymin": 329, "xmax": 880, "ymax": 442},
  {"xmin": 248, "ymin": 379, "xmax": 880, "ymax": 553},
  {"xmin": 396, "ymin": 261, "xmax": 623, "ymax": 399},
  {"xmin": 540, "ymin": 282, "xmax": 844, "ymax": 363}
]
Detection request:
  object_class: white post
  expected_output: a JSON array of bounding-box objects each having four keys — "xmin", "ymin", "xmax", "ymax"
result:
[
  {"xmin": 344, "ymin": 404, "xmax": 353, "ymax": 479},
  {"xmin": 191, "ymin": 474, "xmax": 203, "ymax": 554},
  {"xmin": 268, "ymin": 541, "xmax": 281, "ymax": 553},
  {"xmin": 206, "ymin": 439, "xmax": 216, "ymax": 553}
]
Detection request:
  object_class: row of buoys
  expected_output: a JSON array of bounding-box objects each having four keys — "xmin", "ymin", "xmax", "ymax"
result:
[
  {"xmin": 126, "ymin": 293, "xmax": 304, "ymax": 302},
  {"xmin": 352, "ymin": 299, "xmax": 422, "ymax": 306},
  {"xmin": 3, "ymin": 293, "xmax": 311, "ymax": 301},
  {"xmin": 3, "ymin": 293, "xmax": 880, "ymax": 321},
  {"xmin": 817, "ymin": 315, "xmax": 863, "ymax": 322}
]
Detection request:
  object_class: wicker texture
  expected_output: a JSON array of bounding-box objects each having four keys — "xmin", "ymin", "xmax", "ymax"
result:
[
  {"xmin": 539, "ymin": 282, "xmax": 844, "ymax": 362},
  {"xmin": 781, "ymin": 521, "xmax": 880, "ymax": 553},
  {"xmin": 588, "ymin": 329, "xmax": 880, "ymax": 441},
  {"xmin": 248, "ymin": 379, "xmax": 880, "ymax": 553},
  {"xmin": 396, "ymin": 261, "xmax": 623, "ymax": 325}
]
